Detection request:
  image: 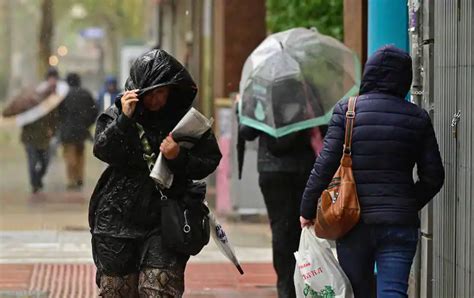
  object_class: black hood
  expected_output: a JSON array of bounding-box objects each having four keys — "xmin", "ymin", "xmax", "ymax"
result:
[
  {"xmin": 359, "ymin": 45, "xmax": 412, "ymax": 98},
  {"xmin": 115, "ymin": 49, "xmax": 197, "ymax": 125}
]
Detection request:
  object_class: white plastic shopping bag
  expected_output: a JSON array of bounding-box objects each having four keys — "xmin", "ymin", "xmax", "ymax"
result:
[{"xmin": 294, "ymin": 227, "xmax": 354, "ymax": 298}]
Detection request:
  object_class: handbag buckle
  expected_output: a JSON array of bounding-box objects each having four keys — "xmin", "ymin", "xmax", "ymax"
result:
[
  {"xmin": 346, "ymin": 111, "xmax": 355, "ymax": 119},
  {"xmin": 343, "ymin": 145, "xmax": 351, "ymax": 155},
  {"xmin": 329, "ymin": 191, "xmax": 339, "ymax": 203}
]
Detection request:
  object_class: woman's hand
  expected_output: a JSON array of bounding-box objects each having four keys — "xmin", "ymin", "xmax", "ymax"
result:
[
  {"xmin": 234, "ymin": 93, "xmax": 241, "ymax": 104},
  {"xmin": 300, "ymin": 216, "xmax": 314, "ymax": 229},
  {"xmin": 160, "ymin": 134, "xmax": 180, "ymax": 160},
  {"xmin": 121, "ymin": 89, "xmax": 139, "ymax": 118}
]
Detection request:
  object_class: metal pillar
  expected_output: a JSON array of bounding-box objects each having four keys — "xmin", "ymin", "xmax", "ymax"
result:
[{"xmin": 368, "ymin": 0, "xmax": 409, "ymax": 55}]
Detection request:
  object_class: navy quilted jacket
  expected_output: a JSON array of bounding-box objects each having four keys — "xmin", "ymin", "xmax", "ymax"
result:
[{"xmin": 300, "ymin": 46, "xmax": 445, "ymax": 225}]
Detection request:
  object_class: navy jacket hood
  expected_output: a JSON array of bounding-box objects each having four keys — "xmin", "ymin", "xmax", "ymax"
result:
[{"xmin": 359, "ymin": 45, "xmax": 412, "ymax": 98}]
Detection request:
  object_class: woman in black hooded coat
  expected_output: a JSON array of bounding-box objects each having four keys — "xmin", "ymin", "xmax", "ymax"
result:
[{"xmin": 89, "ymin": 49, "xmax": 222, "ymax": 297}]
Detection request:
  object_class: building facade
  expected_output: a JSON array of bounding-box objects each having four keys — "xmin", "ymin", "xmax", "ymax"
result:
[{"xmin": 410, "ymin": 0, "xmax": 473, "ymax": 296}]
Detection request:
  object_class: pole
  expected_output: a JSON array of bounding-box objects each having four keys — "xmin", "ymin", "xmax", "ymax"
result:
[{"xmin": 368, "ymin": 0, "xmax": 409, "ymax": 55}]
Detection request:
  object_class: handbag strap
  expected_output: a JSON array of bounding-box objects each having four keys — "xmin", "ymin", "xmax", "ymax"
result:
[
  {"xmin": 135, "ymin": 122, "xmax": 168, "ymax": 200},
  {"xmin": 343, "ymin": 96, "xmax": 358, "ymax": 156}
]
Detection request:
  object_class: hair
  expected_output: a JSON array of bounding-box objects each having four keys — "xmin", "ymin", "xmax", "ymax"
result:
[
  {"xmin": 66, "ymin": 73, "xmax": 81, "ymax": 87},
  {"xmin": 45, "ymin": 67, "xmax": 59, "ymax": 79}
]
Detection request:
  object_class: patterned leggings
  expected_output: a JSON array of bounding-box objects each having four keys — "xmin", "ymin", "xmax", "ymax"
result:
[
  {"xmin": 99, "ymin": 268, "xmax": 184, "ymax": 297},
  {"xmin": 93, "ymin": 234, "xmax": 189, "ymax": 297}
]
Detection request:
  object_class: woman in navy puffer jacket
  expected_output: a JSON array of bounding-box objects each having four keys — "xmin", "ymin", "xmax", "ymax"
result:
[{"xmin": 300, "ymin": 45, "xmax": 444, "ymax": 297}]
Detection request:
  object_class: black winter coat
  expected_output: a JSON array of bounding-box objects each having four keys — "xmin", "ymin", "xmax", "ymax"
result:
[
  {"xmin": 239, "ymin": 126, "xmax": 316, "ymax": 174},
  {"xmin": 300, "ymin": 45, "xmax": 445, "ymax": 225},
  {"xmin": 58, "ymin": 87, "xmax": 98, "ymax": 143},
  {"xmin": 89, "ymin": 50, "xmax": 222, "ymax": 238}
]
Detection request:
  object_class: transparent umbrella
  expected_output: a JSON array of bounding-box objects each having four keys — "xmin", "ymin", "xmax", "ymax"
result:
[
  {"xmin": 239, "ymin": 27, "xmax": 361, "ymax": 137},
  {"xmin": 208, "ymin": 210, "xmax": 244, "ymax": 275}
]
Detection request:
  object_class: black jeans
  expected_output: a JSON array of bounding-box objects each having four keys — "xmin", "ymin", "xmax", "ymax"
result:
[
  {"xmin": 259, "ymin": 172, "xmax": 309, "ymax": 298},
  {"xmin": 25, "ymin": 144, "xmax": 50, "ymax": 191}
]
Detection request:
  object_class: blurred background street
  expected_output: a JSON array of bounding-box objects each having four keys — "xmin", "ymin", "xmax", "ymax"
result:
[
  {"xmin": 0, "ymin": 124, "xmax": 276, "ymax": 297},
  {"xmin": 1, "ymin": 0, "xmax": 473, "ymax": 297}
]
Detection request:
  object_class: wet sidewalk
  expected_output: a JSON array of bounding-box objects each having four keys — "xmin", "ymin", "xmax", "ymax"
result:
[
  {"xmin": 0, "ymin": 125, "xmax": 277, "ymax": 297},
  {"xmin": 0, "ymin": 198, "xmax": 276, "ymax": 297},
  {"xmin": 0, "ymin": 263, "xmax": 276, "ymax": 297},
  {"xmin": 0, "ymin": 224, "xmax": 275, "ymax": 297}
]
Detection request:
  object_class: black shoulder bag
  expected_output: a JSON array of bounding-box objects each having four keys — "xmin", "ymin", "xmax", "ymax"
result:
[{"xmin": 136, "ymin": 123, "xmax": 210, "ymax": 256}]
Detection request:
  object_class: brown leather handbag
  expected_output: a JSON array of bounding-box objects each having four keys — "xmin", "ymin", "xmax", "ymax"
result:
[{"xmin": 314, "ymin": 96, "xmax": 361, "ymax": 240}]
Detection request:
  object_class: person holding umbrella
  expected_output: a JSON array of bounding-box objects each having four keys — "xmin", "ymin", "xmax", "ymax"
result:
[
  {"xmin": 24, "ymin": 68, "xmax": 61, "ymax": 193},
  {"xmin": 2, "ymin": 68, "xmax": 63, "ymax": 193},
  {"xmin": 237, "ymin": 27, "xmax": 360, "ymax": 298},
  {"xmin": 238, "ymin": 82, "xmax": 320, "ymax": 298}
]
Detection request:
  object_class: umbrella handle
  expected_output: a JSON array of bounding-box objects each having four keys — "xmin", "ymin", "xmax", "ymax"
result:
[{"xmin": 236, "ymin": 264, "xmax": 244, "ymax": 275}]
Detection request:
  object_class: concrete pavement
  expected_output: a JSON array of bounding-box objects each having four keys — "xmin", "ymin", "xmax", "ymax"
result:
[{"xmin": 0, "ymin": 125, "xmax": 277, "ymax": 297}]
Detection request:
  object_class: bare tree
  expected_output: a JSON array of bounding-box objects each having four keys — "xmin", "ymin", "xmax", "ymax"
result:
[
  {"xmin": 0, "ymin": 0, "xmax": 12, "ymax": 99},
  {"xmin": 38, "ymin": 0, "xmax": 54, "ymax": 77}
]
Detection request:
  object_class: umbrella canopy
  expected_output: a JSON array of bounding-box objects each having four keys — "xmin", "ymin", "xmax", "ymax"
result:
[
  {"xmin": 239, "ymin": 27, "xmax": 361, "ymax": 137},
  {"xmin": 208, "ymin": 210, "xmax": 244, "ymax": 275},
  {"xmin": 1, "ymin": 81, "xmax": 69, "ymax": 127}
]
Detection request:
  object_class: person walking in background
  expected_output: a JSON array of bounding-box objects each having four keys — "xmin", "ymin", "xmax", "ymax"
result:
[
  {"xmin": 21, "ymin": 68, "xmax": 61, "ymax": 193},
  {"xmin": 300, "ymin": 45, "xmax": 445, "ymax": 297},
  {"xmin": 238, "ymin": 88, "xmax": 325, "ymax": 297},
  {"xmin": 97, "ymin": 75, "xmax": 120, "ymax": 113},
  {"xmin": 58, "ymin": 73, "xmax": 98, "ymax": 191}
]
